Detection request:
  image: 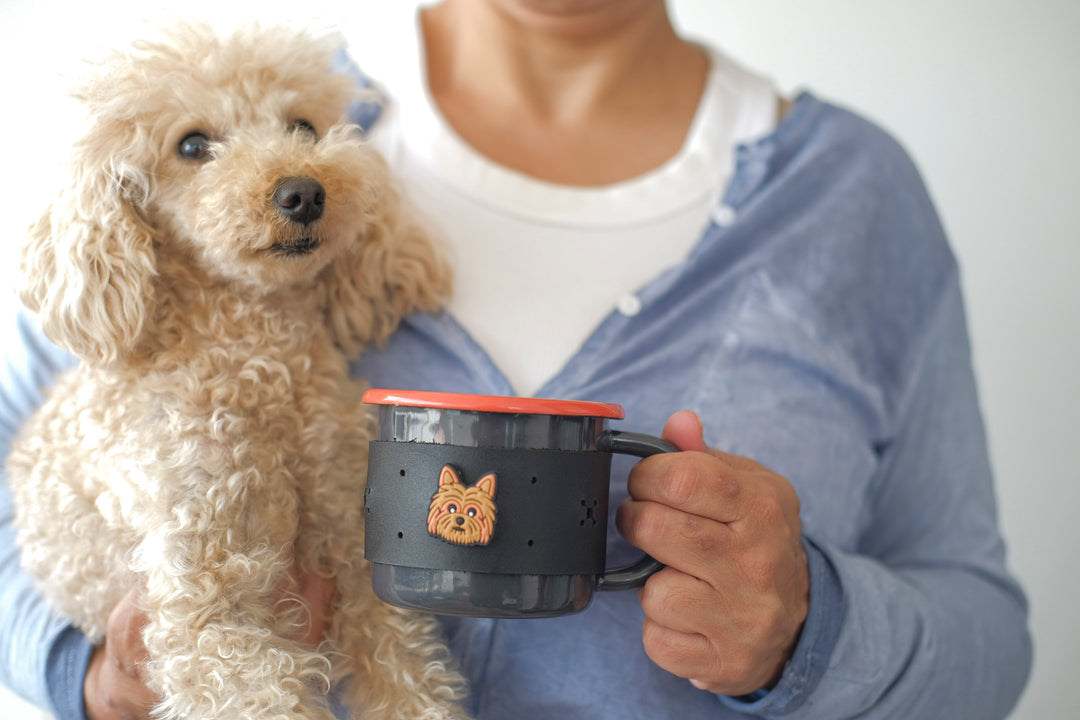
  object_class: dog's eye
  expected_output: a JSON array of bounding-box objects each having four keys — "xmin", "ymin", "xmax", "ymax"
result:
[
  {"xmin": 446, "ymin": 504, "xmax": 458, "ymax": 514},
  {"xmin": 291, "ymin": 119, "xmax": 318, "ymax": 139},
  {"xmin": 178, "ymin": 132, "xmax": 212, "ymax": 161},
  {"xmin": 467, "ymin": 507, "xmax": 478, "ymax": 518}
]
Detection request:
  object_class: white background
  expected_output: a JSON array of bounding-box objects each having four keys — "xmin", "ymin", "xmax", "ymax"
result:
[{"xmin": 0, "ymin": 1, "xmax": 1075, "ymax": 718}]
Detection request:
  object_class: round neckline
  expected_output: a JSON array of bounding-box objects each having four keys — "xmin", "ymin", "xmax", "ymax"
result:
[{"xmin": 394, "ymin": 16, "xmax": 765, "ymax": 228}]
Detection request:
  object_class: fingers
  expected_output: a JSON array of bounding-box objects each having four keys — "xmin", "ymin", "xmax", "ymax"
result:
[
  {"xmin": 108, "ymin": 585, "xmax": 150, "ymax": 673},
  {"xmin": 638, "ymin": 565, "xmax": 805, "ymax": 695},
  {"xmin": 85, "ymin": 584, "xmax": 156, "ymax": 720},
  {"xmin": 637, "ymin": 567, "xmax": 737, "ymax": 635},
  {"xmin": 619, "ymin": 449, "xmax": 796, "ymax": 588},
  {"xmin": 660, "ymin": 410, "xmax": 709, "ymax": 452},
  {"xmin": 618, "ymin": 497, "xmax": 738, "ymax": 586},
  {"xmin": 641, "ymin": 615, "xmax": 775, "ymax": 696},
  {"xmin": 294, "ymin": 572, "xmax": 337, "ymax": 646},
  {"xmin": 618, "ymin": 411, "xmax": 810, "ymax": 695},
  {"xmin": 625, "ymin": 450, "xmax": 746, "ymax": 525},
  {"xmin": 84, "ymin": 563, "xmax": 335, "ymax": 720},
  {"xmin": 641, "ymin": 617, "xmax": 720, "ymax": 683},
  {"xmin": 84, "ymin": 645, "xmax": 157, "ymax": 720},
  {"xmin": 623, "ymin": 430, "xmax": 798, "ymax": 535},
  {"xmin": 639, "ymin": 564, "xmax": 801, "ymax": 652}
]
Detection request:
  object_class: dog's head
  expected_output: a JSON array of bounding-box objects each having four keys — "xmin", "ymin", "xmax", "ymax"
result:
[
  {"xmin": 21, "ymin": 23, "xmax": 449, "ymax": 365},
  {"xmin": 427, "ymin": 466, "xmax": 498, "ymax": 547}
]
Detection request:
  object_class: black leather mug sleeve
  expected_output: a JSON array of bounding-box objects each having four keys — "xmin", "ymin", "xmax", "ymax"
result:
[{"xmin": 364, "ymin": 441, "xmax": 613, "ymax": 575}]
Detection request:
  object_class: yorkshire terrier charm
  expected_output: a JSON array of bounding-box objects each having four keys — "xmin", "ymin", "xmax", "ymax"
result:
[{"xmin": 427, "ymin": 466, "xmax": 498, "ymax": 546}]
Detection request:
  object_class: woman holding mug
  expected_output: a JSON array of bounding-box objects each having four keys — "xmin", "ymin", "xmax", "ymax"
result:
[{"xmin": 0, "ymin": 1, "xmax": 1031, "ymax": 719}]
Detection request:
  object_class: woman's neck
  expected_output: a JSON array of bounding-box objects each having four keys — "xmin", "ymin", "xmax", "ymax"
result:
[{"xmin": 421, "ymin": 0, "xmax": 709, "ymax": 186}]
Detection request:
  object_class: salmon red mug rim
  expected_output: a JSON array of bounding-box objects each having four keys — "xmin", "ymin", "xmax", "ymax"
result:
[{"xmin": 361, "ymin": 388, "xmax": 625, "ymax": 420}]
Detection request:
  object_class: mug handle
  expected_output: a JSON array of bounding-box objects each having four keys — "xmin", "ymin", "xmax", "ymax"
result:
[{"xmin": 593, "ymin": 430, "xmax": 678, "ymax": 591}]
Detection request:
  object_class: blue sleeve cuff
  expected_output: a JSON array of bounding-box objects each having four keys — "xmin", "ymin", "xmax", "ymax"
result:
[
  {"xmin": 45, "ymin": 625, "xmax": 94, "ymax": 720},
  {"xmin": 718, "ymin": 535, "xmax": 845, "ymax": 716}
]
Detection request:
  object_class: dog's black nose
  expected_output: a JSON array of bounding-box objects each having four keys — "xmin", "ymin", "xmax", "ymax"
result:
[
  {"xmin": 273, "ymin": 176, "xmax": 325, "ymax": 225},
  {"xmin": 455, "ymin": 517, "xmax": 465, "ymax": 525}
]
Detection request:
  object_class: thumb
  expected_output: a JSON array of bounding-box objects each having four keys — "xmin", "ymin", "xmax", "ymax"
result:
[
  {"xmin": 296, "ymin": 572, "xmax": 336, "ymax": 647},
  {"xmin": 661, "ymin": 410, "xmax": 709, "ymax": 452}
]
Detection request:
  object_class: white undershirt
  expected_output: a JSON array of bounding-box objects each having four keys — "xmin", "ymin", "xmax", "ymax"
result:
[{"xmin": 354, "ymin": 13, "xmax": 778, "ymax": 397}]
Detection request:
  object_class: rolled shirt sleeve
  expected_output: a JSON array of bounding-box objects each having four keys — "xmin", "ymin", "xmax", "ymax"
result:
[
  {"xmin": 720, "ymin": 276, "xmax": 1031, "ymax": 718},
  {"xmin": 0, "ymin": 307, "xmax": 88, "ymax": 717}
]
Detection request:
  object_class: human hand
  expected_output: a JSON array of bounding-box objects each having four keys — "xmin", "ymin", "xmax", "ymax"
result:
[
  {"xmin": 83, "ymin": 566, "xmax": 336, "ymax": 720},
  {"xmin": 290, "ymin": 569, "xmax": 337, "ymax": 647},
  {"xmin": 616, "ymin": 410, "xmax": 809, "ymax": 696},
  {"xmin": 84, "ymin": 583, "xmax": 155, "ymax": 720}
]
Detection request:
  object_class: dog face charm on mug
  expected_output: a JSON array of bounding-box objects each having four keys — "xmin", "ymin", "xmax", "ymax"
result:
[{"xmin": 362, "ymin": 389, "xmax": 676, "ymax": 617}]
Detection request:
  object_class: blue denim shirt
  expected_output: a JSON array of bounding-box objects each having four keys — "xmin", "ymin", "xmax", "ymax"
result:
[{"xmin": 0, "ymin": 92, "xmax": 1031, "ymax": 719}]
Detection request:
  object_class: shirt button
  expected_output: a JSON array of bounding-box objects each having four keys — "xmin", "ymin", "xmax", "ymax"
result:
[
  {"xmin": 711, "ymin": 203, "xmax": 737, "ymax": 227},
  {"xmin": 617, "ymin": 294, "xmax": 642, "ymax": 316}
]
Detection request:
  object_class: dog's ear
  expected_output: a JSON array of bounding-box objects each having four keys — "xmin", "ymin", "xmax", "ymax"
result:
[
  {"xmin": 320, "ymin": 180, "xmax": 451, "ymax": 358},
  {"xmin": 439, "ymin": 466, "xmax": 461, "ymax": 489},
  {"xmin": 475, "ymin": 474, "xmax": 497, "ymax": 500},
  {"xmin": 20, "ymin": 147, "xmax": 157, "ymax": 365}
]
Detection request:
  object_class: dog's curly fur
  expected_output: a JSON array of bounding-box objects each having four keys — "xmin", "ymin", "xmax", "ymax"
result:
[{"xmin": 5, "ymin": 24, "xmax": 468, "ymax": 720}]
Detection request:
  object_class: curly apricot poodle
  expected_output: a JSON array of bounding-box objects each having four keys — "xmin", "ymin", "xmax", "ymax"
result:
[{"xmin": 6, "ymin": 23, "xmax": 467, "ymax": 720}]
